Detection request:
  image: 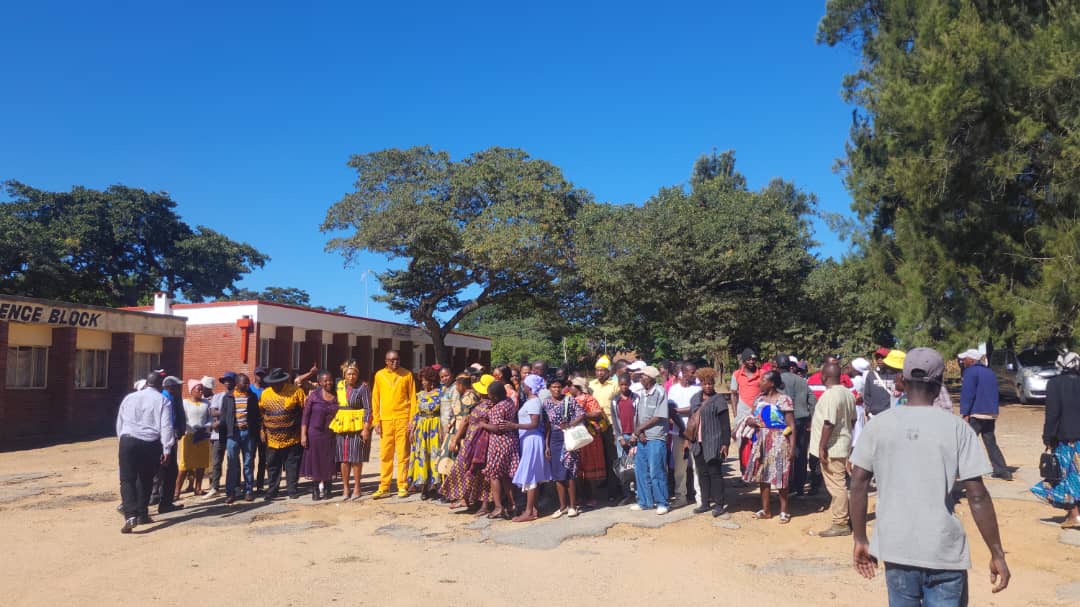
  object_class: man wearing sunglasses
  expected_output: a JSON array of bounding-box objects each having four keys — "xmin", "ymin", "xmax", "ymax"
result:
[{"xmin": 371, "ymin": 351, "xmax": 418, "ymax": 499}]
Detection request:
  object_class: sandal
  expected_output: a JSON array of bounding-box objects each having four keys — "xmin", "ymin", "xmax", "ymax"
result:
[
  {"xmin": 486, "ymin": 508, "xmax": 505, "ymax": 520},
  {"xmin": 752, "ymin": 509, "xmax": 772, "ymax": 520},
  {"xmin": 1061, "ymin": 517, "xmax": 1080, "ymax": 530},
  {"xmin": 778, "ymin": 512, "xmax": 792, "ymax": 524}
]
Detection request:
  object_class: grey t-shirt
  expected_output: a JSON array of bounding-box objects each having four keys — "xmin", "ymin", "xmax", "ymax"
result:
[
  {"xmin": 634, "ymin": 385, "xmax": 669, "ymax": 442},
  {"xmin": 850, "ymin": 406, "xmax": 992, "ymax": 570}
]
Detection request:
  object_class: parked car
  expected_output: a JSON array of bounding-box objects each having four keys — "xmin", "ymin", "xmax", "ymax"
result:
[{"xmin": 987, "ymin": 347, "xmax": 1060, "ymax": 404}]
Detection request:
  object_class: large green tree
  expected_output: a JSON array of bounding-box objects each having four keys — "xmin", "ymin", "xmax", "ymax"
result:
[
  {"xmin": 0, "ymin": 181, "xmax": 268, "ymax": 306},
  {"xmin": 322, "ymin": 146, "xmax": 591, "ymax": 366},
  {"xmin": 819, "ymin": 1, "xmax": 1080, "ymax": 350},
  {"xmin": 575, "ymin": 151, "xmax": 820, "ymax": 364}
]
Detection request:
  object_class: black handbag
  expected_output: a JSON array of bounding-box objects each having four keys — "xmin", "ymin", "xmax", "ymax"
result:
[{"xmin": 1040, "ymin": 449, "xmax": 1062, "ymax": 483}]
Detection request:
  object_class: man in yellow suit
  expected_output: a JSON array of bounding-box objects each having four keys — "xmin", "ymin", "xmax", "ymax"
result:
[{"xmin": 371, "ymin": 351, "xmax": 418, "ymax": 498}]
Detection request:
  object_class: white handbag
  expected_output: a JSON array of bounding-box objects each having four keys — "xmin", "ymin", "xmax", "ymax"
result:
[{"xmin": 563, "ymin": 423, "xmax": 594, "ymax": 451}]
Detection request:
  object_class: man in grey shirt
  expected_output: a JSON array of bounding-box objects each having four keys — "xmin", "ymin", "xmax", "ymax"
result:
[
  {"xmin": 629, "ymin": 366, "xmax": 670, "ymax": 515},
  {"xmin": 850, "ymin": 347, "xmax": 1009, "ymax": 604},
  {"xmin": 776, "ymin": 354, "xmax": 817, "ymax": 496}
]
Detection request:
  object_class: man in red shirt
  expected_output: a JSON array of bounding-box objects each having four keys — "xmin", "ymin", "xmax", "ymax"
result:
[
  {"xmin": 730, "ymin": 349, "xmax": 762, "ymax": 474},
  {"xmin": 807, "ymin": 354, "xmax": 854, "ymax": 401}
]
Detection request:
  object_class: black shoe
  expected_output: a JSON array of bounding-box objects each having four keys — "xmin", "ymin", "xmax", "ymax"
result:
[
  {"xmin": 138, "ymin": 514, "xmax": 154, "ymax": 525},
  {"xmin": 693, "ymin": 505, "xmax": 711, "ymax": 514},
  {"xmin": 158, "ymin": 503, "xmax": 184, "ymax": 514},
  {"xmin": 116, "ymin": 503, "xmax": 124, "ymax": 514},
  {"xmin": 245, "ymin": 491, "xmax": 255, "ymax": 502},
  {"xmin": 322, "ymin": 484, "xmax": 333, "ymax": 500},
  {"xmin": 264, "ymin": 492, "xmax": 278, "ymax": 502},
  {"xmin": 312, "ymin": 486, "xmax": 322, "ymax": 501},
  {"xmin": 288, "ymin": 492, "xmax": 300, "ymax": 500},
  {"xmin": 712, "ymin": 507, "xmax": 730, "ymax": 519},
  {"xmin": 121, "ymin": 517, "xmax": 137, "ymax": 534},
  {"xmin": 992, "ymin": 472, "xmax": 1014, "ymax": 481},
  {"xmin": 149, "ymin": 496, "xmax": 161, "ymax": 506}
]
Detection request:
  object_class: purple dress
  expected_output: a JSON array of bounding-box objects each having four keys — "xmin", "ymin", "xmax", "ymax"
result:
[
  {"xmin": 512, "ymin": 396, "xmax": 551, "ymax": 490},
  {"xmin": 301, "ymin": 389, "xmax": 338, "ymax": 482},
  {"xmin": 543, "ymin": 396, "xmax": 584, "ymax": 481}
]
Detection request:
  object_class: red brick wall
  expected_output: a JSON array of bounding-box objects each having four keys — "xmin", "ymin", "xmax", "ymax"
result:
[{"xmin": 183, "ymin": 323, "xmax": 255, "ymax": 384}]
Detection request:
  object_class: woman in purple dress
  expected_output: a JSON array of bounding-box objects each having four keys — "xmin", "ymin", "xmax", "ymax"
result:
[
  {"xmin": 506, "ymin": 374, "xmax": 551, "ymax": 522},
  {"xmin": 301, "ymin": 371, "xmax": 339, "ymax": 500}
]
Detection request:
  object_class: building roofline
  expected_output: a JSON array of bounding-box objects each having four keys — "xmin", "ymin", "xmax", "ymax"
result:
[{"xmin": 121, "ymin": 300, "xmax": 490, "ymax": 341}]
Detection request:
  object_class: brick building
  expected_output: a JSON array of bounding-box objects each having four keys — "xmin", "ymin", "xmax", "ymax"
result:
[
  {"xmin": 128, "ymin": 295, "xmax": 492, "ymax": 385},
  {"xmin": 0, "ymin": 295, "xmax": 186, "ymax": 445}
]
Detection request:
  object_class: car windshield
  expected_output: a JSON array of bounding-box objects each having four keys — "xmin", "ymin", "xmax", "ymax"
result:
[{"xmin": 1018, "ymin": 350, "xmax": 1057, "ymax": 367}]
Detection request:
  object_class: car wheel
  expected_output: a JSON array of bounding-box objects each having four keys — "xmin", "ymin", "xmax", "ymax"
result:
[{"xmin": 1015, "ymin": 384, "xmax": 1030, "ymax": 405}]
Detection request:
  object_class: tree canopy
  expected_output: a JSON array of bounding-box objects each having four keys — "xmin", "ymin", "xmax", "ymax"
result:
[
  {"xmin": 221, "ymin": 286, "xmax": 346, "ymax": 313},
  {"xmin": 819, "ymin": 0, "xmax": 1080, "ymax": 351},
  {"xmin": 0, "ymin": 181, "xmax": 267, "ymax": 306},
  {"xmin": 322, "ymin": 146, "xmax": 591, "ymax": 366}
]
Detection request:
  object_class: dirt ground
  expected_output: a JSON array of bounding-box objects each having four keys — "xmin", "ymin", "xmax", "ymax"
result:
[{"xmin": 2, "ymin": 403, "xmax": 1078, "ymax": 606}]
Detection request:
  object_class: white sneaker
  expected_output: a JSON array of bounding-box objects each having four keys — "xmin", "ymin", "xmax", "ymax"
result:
[
  {"xmin": 566, "ymin": 507, "xmax": 579, "ymax": 518},
  {"xmin": 629, "ymin": 504, "xmax": 643, "ymax": 511},
  {"xmin": 656, "ymin": 506, "xmax": 669, "ymax": 515},
  {"xmin": 202, "ymin": 488, "xmax": 219, "ymax": 499},
  {"xmin": 550, "ymin": 509, "xmax": 566, "ymax": 519}
]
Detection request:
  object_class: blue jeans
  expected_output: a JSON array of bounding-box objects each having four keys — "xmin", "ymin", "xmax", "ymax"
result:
[
  {"xmin": 885, "ymin": 563, "xmax": 968, "ymax": 607},
  {"xmin": 226, "ymin": 431, "xmax": 256, "ymax": 496},
  {"xmin": 634, "ymin": 439, "xmax": 668, "ymax": 509}
]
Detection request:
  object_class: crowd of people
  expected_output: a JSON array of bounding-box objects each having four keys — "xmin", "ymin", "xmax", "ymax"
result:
[{"xmin": 112, "ymin": 341, "xmax": 1080, "ymax": 603}]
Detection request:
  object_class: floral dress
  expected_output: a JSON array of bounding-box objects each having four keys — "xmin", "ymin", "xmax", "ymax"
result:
[
  {"xmin": 543, "ymin": 396, "xmax": 584, "ymax": 481},
  {"xmin": 407, "ymin": 389, "xmax": 442, "ymax": 488},
  {"xmin": 742, "ymin": 393, "xmax": 794, "ymax": 488},
  {"xmin": 483, "ymin": 398, "xmax": 521, "ymax": 480},
  {"xmin": 439, "ymin": 397, "xmax": 492, "ymax": 503}
]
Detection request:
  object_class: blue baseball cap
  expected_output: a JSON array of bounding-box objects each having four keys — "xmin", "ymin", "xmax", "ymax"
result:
[{"xmin": 218, "ymin": 371, "xmax": 237, "ymax": 382}]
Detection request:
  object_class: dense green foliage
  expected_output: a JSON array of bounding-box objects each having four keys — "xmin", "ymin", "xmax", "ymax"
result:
[
  {"xmin": 819, "ymin": 0, "xmax": 1080, "ymax": 351},
  {"xmin": 322, "ymin": 146, "xmax": 591, "ymax": 366},
  {"xmin": 0, "ymin": 181, "xmax": 267, "ymax": 306}
]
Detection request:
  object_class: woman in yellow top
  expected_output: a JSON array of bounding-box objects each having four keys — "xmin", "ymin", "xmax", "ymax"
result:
[{"xmin": 329, "ymin": 360, "xmax": 372, "ymax": 501}]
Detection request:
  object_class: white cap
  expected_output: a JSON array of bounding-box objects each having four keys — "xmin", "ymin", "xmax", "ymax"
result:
[
  {"xmin": 958, "ymin": 349, "xmax": 981, "ymax": 361},
  {"xmin": 627, "ymin": 360, "xmax": 646, "ymax": 372},
  {"xmin": 200, "ymin": 376, "xmax": 215, "ymax": 390},
  {"xmin": 851, "ymin": 357, "xmax": 870, "ymax": 373}
]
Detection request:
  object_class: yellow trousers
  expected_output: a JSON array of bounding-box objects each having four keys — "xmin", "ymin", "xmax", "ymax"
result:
[{"xmin": 378, "ymin": 418, "xmax": 410, "ymax": 492}]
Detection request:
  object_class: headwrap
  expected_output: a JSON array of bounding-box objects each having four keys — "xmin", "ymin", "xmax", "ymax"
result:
[
  {"xmin": 523, "ymin": 374, "xmax": 545, "ymax": 394},
  {"xmin": 1057, "ymin": 352, "xmax": 1080, "ymax": 372}
]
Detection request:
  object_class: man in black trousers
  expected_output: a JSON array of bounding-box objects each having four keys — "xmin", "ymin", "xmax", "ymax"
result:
[
  {"xmin": 149, "ymin": 375, "xmax": 186, "ymax": 514},
  {"xmin": 116, "ymin": 373, "xmax": 175, "ymax": 533}
]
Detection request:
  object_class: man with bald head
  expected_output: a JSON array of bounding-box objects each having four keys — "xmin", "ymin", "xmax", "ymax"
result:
[{"xmin": 810, "ymin": 362, "xmax": 856, "ymax": 537}]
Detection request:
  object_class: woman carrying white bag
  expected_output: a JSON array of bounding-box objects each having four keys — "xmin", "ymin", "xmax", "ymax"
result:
[{"xmin": 543, "ymin": 378, "xmax": 587, "ymax": 518}]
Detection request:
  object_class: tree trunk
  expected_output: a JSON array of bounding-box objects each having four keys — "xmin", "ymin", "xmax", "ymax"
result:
[{"xmin": 420, "ymin": 315, "xmax": 451, "ymax": 367}]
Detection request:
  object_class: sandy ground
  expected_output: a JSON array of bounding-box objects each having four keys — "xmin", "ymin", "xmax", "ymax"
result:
[{"xmin": 2, "ymin": 403, "xmax": 1079, "ymax": 606}]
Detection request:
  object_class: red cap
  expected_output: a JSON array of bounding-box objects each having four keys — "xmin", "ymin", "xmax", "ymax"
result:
[{"xmin": 875, "ymin": 347, "xmax": 890, "ymax": 358}]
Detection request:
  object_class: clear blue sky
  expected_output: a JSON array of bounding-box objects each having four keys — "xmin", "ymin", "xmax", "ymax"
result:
[{"xmin": 1, "ymin": 1, "xmax": 859, "ymax": 323}]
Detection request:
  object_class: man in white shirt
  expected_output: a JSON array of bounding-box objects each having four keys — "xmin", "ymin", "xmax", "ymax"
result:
[
  {"xmin": 667, "ymin": 362, "xmax": 702, "ymax": 506},
  {"xmin": 116, "ymin": 373, "xmax": 175, "ymax": 534}
]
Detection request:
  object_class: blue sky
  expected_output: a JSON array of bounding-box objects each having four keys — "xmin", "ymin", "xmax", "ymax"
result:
[{"xmin": 1, "ymin": 1, "xmax": 860, "ymax": 323}]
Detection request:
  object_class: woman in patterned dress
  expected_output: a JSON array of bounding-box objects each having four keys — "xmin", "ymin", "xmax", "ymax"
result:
[
  {"xmin": 567, "ymin": 378, "xmax": 608, "ymax": 507},
  {"xmin": 543, "ymin": 378, "xmax": 586, "ymax": 518},
  {"xmin": 329, "ymin": 360, "xmax": 372, "ymax": 501},
  {"xmin": 479, "ymin": 381, "xmax": 520, "ymax": 519},
  {"xmin": 407, "ymin": 366, "xmax": 443, "ymax": 499},
  {"xmin": 742, "ymin": 370, "xmax": 796, "ymax": 524},
  {"xmin": 440, "ymin": 374, "xmax": 493, "ymax": 512}
]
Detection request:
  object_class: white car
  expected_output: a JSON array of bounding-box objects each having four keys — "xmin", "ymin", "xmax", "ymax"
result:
[{"xmin": 988, "ymin": 348, "xmax": 1059, "ymax": 404}]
